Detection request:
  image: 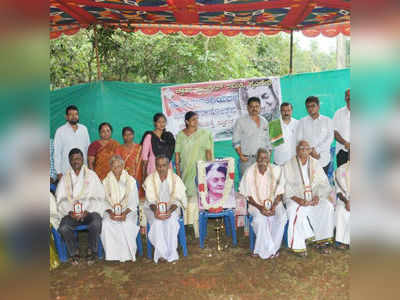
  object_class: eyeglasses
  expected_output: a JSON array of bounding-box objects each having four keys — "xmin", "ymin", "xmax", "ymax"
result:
[{"xmin": 299, "ymin": 146, "xmax": 311, "ymax": 150}]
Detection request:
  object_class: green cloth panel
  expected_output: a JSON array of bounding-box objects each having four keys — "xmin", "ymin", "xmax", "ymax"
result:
[{"xmin": 50, "ymin": 69, "xmax": 350, "ymax": 186}]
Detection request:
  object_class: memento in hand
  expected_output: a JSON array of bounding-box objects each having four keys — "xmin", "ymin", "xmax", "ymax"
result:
[
  {"xmin": 113, "ymin": 203, "xmax": 123, "ymax": 217},
  {"xmin": 73, "ymin": 201, "xmax": 83, "ymax": 217},
  {"xmin": 264, "ymin": 199, "xmax": 272, "ymax": 210},
  {"xmin": 304, "ymin": 186, "xmax": 313, "ymax": 202},
  {"xmin": 157, "ymin": 202, "xmax": 168, "ymax": 216}
]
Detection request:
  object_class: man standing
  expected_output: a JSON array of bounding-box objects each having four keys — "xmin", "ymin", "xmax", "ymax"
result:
[
  {"xmin": 333, "ymin": 89, "xmax": 351, "ymax": 167},
  {"xmin": 335, "ymin": 154, "xmax": 350, "ymax": 249},
  {"xmin": 239, "ymin": 148, "xmax": 287, "ymax": 259},
  {"xmin": 54, "ymin": 105, "xmax": 91, "ymax": 180},
  {"xmin": 56, "ymin": 148, "xmax": 105, "ymax": 265},
  {"xmin": 143, "ymin": 155, "xmax": 187, "ymax": 263},
  {"xmin": 283, "ymin": 140, "xmax": 334, "ymax": 256},
  {"xmin": 296, "ymin": 96, "xmax": 334, "ymax": 175},
  {"xmin": 233, "ymin": 97, "xmax": 272, "ymax": 177},
  {"xmin": 273, "ymin": 102, "xmax": 299, "ymax": 166}
]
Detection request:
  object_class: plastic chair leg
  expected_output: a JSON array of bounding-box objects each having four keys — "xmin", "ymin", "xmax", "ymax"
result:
[
  {"xmin": 97, "ymin": 238, "xmax": 104, "ymax": 259},
  {"xmin": 136, "ymin": 232, "xmax": 143, "ymax": 257},
  {"xmin": 282, "ymin": 221, "xmax": 289, "ymax": 248},
  {"xmin": 52, "ymin": 227, "xmax": 68, "ymax": 263},
  {"xmin": 224, "ymin": 216, "xmax": 231, "ymax": 237},
  {"xmin": 228, "ymin": 210, "xmax": 237, "ymax": 246},
  {"xmin": 146, "ymin": 223, "xmax": 153, "ymax": 259},
  {"xmin": 249, "ymin": 215, "xmax": 255, "ymax": 252},
  {"xmin": 199, "ymin": 212, "xmax": 206, "ymax": 248},
  {"xmin": 178, "ymin": 218, "xmax": 188, "ymax": 257}
]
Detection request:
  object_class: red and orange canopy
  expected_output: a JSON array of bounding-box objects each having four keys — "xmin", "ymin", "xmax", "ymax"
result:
[{"xmin": 50, "ymin": 0, "xmax": 350, "ymax": 39}]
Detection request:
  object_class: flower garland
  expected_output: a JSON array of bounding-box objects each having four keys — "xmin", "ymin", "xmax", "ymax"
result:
[
  {"xmin": 197, "ymin": 157, "xmax": 235, "ymax": 210},
  {"xmin": 151, "ymin": 169, "xmax": 176, "ymax": 205},
  {"xmin": 65, "ymin": 165, "xmax": 90, "ymax": 203}
]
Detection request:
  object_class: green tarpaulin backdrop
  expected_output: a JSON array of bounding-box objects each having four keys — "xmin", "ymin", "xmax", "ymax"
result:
[{"xmin": 50, "ymin": 68, "xmax": 350, "ymax": 183}]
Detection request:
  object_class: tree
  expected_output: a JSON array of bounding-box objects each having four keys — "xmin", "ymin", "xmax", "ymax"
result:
[{"xmin": 50, "ymin": 27, "xmax": 339, "ymax": 90}]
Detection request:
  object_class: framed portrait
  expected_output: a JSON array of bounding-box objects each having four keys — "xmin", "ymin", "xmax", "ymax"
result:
[{"xmin": 197, "ymin": 158, "xmax": 236, "ymax": 210}]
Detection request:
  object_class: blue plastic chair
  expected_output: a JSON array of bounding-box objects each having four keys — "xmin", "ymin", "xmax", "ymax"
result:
[
  {"xmin": 146, "ymin": 207, "xmax": 188, "ymax": 259},
  {"xmin": 52, "ymin": 219, "xmax": 144, "ymax": 263},
  {"xmin": 199, "ymin": 209, "xmax": 237, "ymax": 248},
  {"xmin": 327, "ymin": 145, "xmax": 336, "ymax": 185},
  {"xmin": 248, "ymin": 215, "xmax": 289, "ymax": 252},
  {"xmin": 51, "ymin": 225, "xmax": 105, "ymax": 262}
]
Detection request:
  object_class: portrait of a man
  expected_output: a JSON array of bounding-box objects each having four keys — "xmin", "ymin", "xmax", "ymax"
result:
[{"xmin": 240, "ymin": 79, "xmax": 281, "ymax": 122}]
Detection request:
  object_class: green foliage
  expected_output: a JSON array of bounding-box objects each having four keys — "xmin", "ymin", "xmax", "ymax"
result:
[{"xmin": 50, "ymin": 26, "xmax": 339, "ymax": 90}]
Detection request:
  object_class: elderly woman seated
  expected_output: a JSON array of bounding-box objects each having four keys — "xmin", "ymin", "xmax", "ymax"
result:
[{"xmin": 101, "ymin": 155, "xmax": 140, "ymax": 262}]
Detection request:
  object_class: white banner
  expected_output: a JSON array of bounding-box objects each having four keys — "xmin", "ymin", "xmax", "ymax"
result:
[{"xmin": 161, "ymin": 77, "xmax": 281, "ymax": 141}]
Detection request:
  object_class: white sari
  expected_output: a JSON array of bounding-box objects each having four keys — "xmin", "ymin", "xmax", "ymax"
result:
[{"xmin": 101, "ymin": 170, "xmax": 140, "ymax": 262}]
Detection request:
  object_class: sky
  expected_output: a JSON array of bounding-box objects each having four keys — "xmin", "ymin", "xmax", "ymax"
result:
[{"xmin": 296, "ymin": 33, "xmax": 338, "ymax": 53}]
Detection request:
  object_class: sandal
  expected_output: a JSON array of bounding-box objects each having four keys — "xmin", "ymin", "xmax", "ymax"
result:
[
  {"xmin": 295, "ymin": 251, "xmax": 307, "ymax": 258},
  {"xmin": 315, "ymin": 244, "xmax": 331, "ymax": 254},
  {"xmin": 71, "ymin": 254, "xmax": 80, "ymax": 265},
  {"xmin": 86, "ymin": 250, "xmax": 97, "ymax": 265},
  {"xmin": 335, "ymin": 243, "xmax": 349, "ymax": 250}
]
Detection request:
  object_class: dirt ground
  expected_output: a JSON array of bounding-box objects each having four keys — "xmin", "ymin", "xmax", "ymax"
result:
[{"xmin": 50, "ymin": 222, "xmax": 349, "ymax": 300}]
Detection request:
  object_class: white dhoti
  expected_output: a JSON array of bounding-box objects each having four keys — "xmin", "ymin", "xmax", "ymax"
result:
[
  {"xmin": 335, "ymin": 201, "xmax": 350, "ymax": 245},
  {"xmin": 145, "ymin": 208, "xmax": 180, "ymax": 263},
  {"xmin": 286, "ymin": 198, "xmax": 334, "ymax": 252},
  {"xmin": 249, "ymin": 202, "xmax": 288, "ymax": 259},
  {"xmin": 101, "ymin": 212, "xmax": 140, "ymax": 262},
  {"xmin": 334, "ymin": 161, "xmax": 350, "ymax": 246}
]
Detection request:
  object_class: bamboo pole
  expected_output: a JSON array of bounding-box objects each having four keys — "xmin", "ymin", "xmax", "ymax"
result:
[{"xmin": 289, "ymin": 30, "xmax": 293, "ymax": 74}]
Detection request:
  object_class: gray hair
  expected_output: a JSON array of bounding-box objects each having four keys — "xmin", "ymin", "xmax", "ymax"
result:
[
  {"xmin": 296, "ymin": 140, "xmax": 310, "ymax": 147},
  {"xmin": 256, "ymin": 147, "xmax": 270, "ymax": 159},
  {"xmin": 155, "ymin": 154, "xmax": 170, "ymax": 164},
  {"xmin": 109, "ymin": 155, "xmax": 125, "ymax": 167}
]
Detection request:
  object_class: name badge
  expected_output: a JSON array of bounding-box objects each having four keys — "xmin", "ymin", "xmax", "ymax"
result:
[{"xmin": 304, "ymin": 186, "xmax": 313, "ymax": 202}]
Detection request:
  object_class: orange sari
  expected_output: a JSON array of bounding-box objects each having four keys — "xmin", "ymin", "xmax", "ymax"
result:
[
  {"xmin": 115, "ymin": 144, "xmax": 142, "ymax": 179},
  {"xmin": 88, "ymin": 139, "xmax": 120, "ymax": 180},
  {"xmin": 115, "ymin": 143, "xmax": 144, "ymax": 197}
]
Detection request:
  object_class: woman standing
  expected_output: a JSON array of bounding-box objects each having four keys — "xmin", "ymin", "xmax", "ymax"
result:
[
  {"xmin": 88, "ymin": 122, "xmax": 120, "ymax": 180},
  {"xmin": 115, "ymin": 127, "xmax": 142, "ymax": 182},
  {"xmin": 175, "ymin": 111, "xmax": 214, "ymax": 237},
  {"xmin": 141, "ymin": 113, "xmax": 175, "ymax": 179}
]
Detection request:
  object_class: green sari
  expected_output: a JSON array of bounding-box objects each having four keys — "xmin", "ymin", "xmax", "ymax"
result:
[{"xmin": 175, "ymin": 128, "xmax": 214, "ymax": 197}]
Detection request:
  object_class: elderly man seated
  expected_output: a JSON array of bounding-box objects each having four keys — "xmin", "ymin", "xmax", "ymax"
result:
[
  {"xmin": 101, "ymin": 155, "xmax": 140, "ymax": 262},
  {"xmin": 56, "ymin": 148, "xmax": 105, "ymax": 265},
  {"xmin": 334, "ymin": 153, "xmax": 350, "ymax": 250},
  {"xmin": 283, "ymin": 140, "xmax": 334, "ymax": 256},
  {"xmin": 239, "ymin": 148, "xmax": 287, "ymax": 259},
  {"xmin": 143, "ymin": 155, "xmax": 187, "ymax": 263}
]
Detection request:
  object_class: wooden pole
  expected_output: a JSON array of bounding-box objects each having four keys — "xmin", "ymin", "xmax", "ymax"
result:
[
  {"xmin": 93, "ymin": 26, "xmax": 102, "ymax": 81},
  {"xmin": 289, "ymin": 30, "xmax": 293, "ymax": 74}
]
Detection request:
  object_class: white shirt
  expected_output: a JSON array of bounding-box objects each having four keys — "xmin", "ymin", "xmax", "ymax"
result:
[
  {"xmin": 300, "ymin": 160, "xmax": 310, "ymax": 186},
  {"xmin": 53, "ymin": 122, "xmax": 91, "ymax": 175},
  {"xmin": 333, "ymin": 106, "xmax": 350, "ymax": 154},
  {"xmin": 159, "ymin": 179, "xmax": 170, "ymax": 204},
  {"xmin": 273, "ymin": 117, "xmax": 299, "ymax": 165},
  {"xmin": 296, "ymin": 114, "xmax": 334, "ymax": 167}
]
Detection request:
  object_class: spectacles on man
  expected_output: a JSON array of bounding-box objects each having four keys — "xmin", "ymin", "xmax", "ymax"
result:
[{"xmin": 299, "ymin": 146, "xmax": 311, "ymax": 150}]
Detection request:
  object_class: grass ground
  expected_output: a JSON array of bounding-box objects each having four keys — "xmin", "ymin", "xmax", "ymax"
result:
[{"xmin": 50, "ymin": 222, "xmax": 349, "ymax": 300}]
